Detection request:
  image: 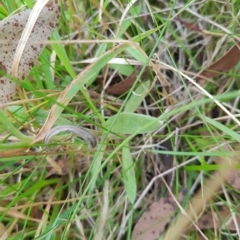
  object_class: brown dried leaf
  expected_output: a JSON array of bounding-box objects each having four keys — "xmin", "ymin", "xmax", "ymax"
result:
[
  {"xmin": 0, "ymin": 0, "xmax": 61, "ymax": 105},
  {"xmin": 105, "ymin": 66, "xmax": 149, "ymax": 96},
  {"xmin": 131, "ymin": 191, "xmax": 186, "ymax": 240},
  {"xmin": 30, "ymin": 206, "xmax": 44, "ymax": 220},
  {"xmin": 196, "ymin": 42, "xmax": 240, "ymax": 82}
]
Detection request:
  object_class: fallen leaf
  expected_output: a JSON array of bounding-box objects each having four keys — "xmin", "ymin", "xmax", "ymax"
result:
[
  {"xmin": 131, "ymin": 190, "xmax": 186, "ymax": 240},
  {"xmin": 196, "ymin": 42, "xmax": 240, "ymax": 81},
  {"xmin": 171, "ymin": 20, "xmax": 240, "ymax": 82},
  {"xmin": 105, "ymin": 65, "xmax": 149, "ymax": 96},
  {"xmin": 173, "ymin": 16, "xmax": 203, "ymax": 33},
  {"xmin": 30, "ymin": 206, "xmax": 44, "ymax": 220},
  {"xmin": 106, "ymin": 42, "xmax": 240, "ymax": 97},
  {"xmin": 133, "ymin": 192, "xmax": 240, "ymax": 240},
  {"xmin": 0, "ymin": 0, "xmax": 62, "ymax": 106}
]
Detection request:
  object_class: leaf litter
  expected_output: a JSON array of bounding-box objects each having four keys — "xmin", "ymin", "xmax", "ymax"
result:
[
  {"xmin": 0, "ymin": 2, "xmax": 62, "ymax": 237},
  {"xmin": 0, "ymin": 0, "xmax": 62, "ymax": 106},
  {"xmin": 131, "ymin": 190, "xmax": 187, "ymax": 240},
  {"xmin": 131, "ymin": 29, "xmax": 240, "ymax": 240},
  {"xmin": 132, "ymin": 144, "xmax": 240, "ymax": 240}
]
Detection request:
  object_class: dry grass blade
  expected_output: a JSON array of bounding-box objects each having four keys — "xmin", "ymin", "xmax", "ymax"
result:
[
  {"xmin": 0, "ymin": 206, "xmax": 40, "ymax": 223},
  {"xmin": 162, "ymin": 144, "xmax": 240, "ymax": 240},
  {"xmin": 0, "ymin": 222, "xmax": 7, "ymax": 237},
  {"xmin": 0, "ymin": 0, "xmax": 61, "ymax": 106}
]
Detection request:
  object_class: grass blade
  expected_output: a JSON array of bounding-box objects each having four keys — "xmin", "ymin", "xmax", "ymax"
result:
[{"xmin": 122, "ymin": 144, "xmax": 136, "ymax": 204}]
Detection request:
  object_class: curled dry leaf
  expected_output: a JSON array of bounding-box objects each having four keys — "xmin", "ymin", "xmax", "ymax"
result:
[
  {"xmin": 131, "ymin": 190, "xmax": 186, "ymax": 240},
  {"xmin": 105, "ymin": 65, "xmax": 149, "ymax": 96},
  {"xmin": 44, "ymin": 125, "xmax": 97, "ymax": 148},
  {"xmin": 0, "ymin": 0, "xmax": 61, "ymax": 106},
  {"xmin": 196, "ymin": 41, "xmax": 240, "ymax": 84}
]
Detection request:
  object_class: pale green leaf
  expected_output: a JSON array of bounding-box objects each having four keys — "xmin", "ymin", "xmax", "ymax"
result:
[
  {"xmin": 122, "ymin": 144, "xmax": 136, "ymax": 204},
  {"xmin": 89, "ymin": 144, "xmax": 106, "ymax": 192},
  {"xmin": 110, "ymin": 64, "xmax": 134, "ymax": 76},
  {"xmin": 204, "ymin": 116, "xmax": 240, "ymax": 143},
  {"xmin": 86, "ymin": 43, "xmax": 108, "ymax": 87},
  {"xmin": 103, "ymin": 112, "xmax": 161, "ymax": 134},
  {"xmin": 126, "ymin": 47, "xmax": 148, "ymax": 64},
  {"xmin": 124, "ymin": 80, "xmax": 150, "ymax": 113},
  {"xmin": 0, "ymin": 109, "xmax": 32, "ymax": 142}
]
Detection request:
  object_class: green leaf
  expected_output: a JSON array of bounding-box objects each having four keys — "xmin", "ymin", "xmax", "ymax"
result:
[
  {"xmin": 124, "ymin": 80, "xmax": 150, "ymax": 113},
  {"xmin": 184, "ymin": 164, "xmax": 239, "ymax": 171},
  {"xmin": 122, "ymin": 144, "xmax": 136, "ymax": 204},
  {"xmin": 24, "ymin": 0, "xmax": 34, "ymax": 8},
  {"xmin": 204, "ymin": 116, "xmax": 240, "ymax": 143},
  {"xmin": 89, "ymin": 143, "xmax": 106, "ymax": 192},
  {"xmin": 86, "ymin": 43, "xmax": 108, "ymax": 87},
  {"xmin": 126, "ymin": 47, "xmax": 148, "ymax": 64},
  {"xmin": 52, "ymin": 30, "xmax": 76, "ymax": 78},
  {"xmin": 0, "ymin": 109, "xmax": 32, "ymax": 142},
  {"xmin": 110, "ymin": 64, "xmax": 134, "ymax": 76},
  {"xmin": 40, "ymin": 49, "xmax": 54, "ymax": 89},
  {"xmin": 103, "ymin": 112, "xmax": 161, "ymax": 134},
  {"xmin": 117, "ymin": 19, "xmax": 131, "ymax": 38},
  {"xmin": 7, "ymin": 106, "xmax": 72, "ymax": 126},
  {"xmin": 132, "ymin": 25, "xmax": 163, "ymax": 43},
  {"xmin": 0, "ymin": 5, "xmax": 8, "ymax": 17},
  {"xmin": 8, "ymin": 179, "xmax": 58, "ymax": 206}
]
